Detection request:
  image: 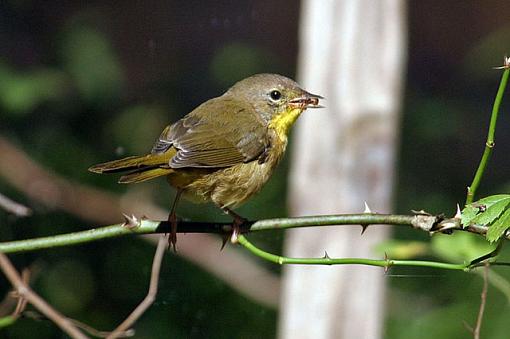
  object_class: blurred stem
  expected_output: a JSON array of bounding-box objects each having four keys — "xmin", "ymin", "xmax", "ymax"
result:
[
  {"xmin": 485, "ymin": 269, "xmax": 510, "ymax": 303},
  {"xmin": 0, "ymin": 316, "xmax": 16, "ymax": 328},
  {"xmin": 0, "ymin": 219, "xmax": 162, "ymax": 254},
  {"xmin": 0, "ymin": 193, "xmax": 31, "ymax": 217},
  {"xmin": 473, "ymin": 263, "xmax": 489, "ymax": 339},
  {"xmin": 236, "ymin": 235, "xmax": 470, "ymax": 270},
  {"xmin": 466, "ymin": 67, "xmax": 510, "ymax": 205}
]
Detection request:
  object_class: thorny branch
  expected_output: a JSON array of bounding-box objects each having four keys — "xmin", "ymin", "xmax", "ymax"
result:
[{"xmin": 0, "ymin": 210, "xmax": 505, "ymax": 256}]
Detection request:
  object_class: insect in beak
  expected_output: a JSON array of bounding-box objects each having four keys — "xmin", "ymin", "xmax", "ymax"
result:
[{"xmin": 289, "ymin": 92, "xmax": 324, "ymax": 109}]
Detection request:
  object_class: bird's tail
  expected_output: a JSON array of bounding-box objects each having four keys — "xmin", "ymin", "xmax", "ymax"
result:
[{"xmin": 89, "ymin": 153, "xmax": 174, "ymax": 183}]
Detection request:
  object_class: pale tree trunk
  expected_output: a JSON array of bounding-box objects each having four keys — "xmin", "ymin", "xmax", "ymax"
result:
[{"xmin": 279, "ymin": 1, "xmax": 406, "ymax": 339}]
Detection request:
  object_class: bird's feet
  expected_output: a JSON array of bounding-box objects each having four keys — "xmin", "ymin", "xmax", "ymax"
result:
[
  {"xmin": 221, "ymin": 210, "xmax": 247, "ymax": 250},
  {"xmin": 168, "ymin": 212, "xmax": 178, "ymax": 252}
]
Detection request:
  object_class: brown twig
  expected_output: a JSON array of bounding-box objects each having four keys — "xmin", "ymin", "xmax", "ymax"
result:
[
  {"xmin": 0, "ymin": 268, "xmax": 30, "ymax": 324},
  {"xmin": 70, "ymin": 319, "xmax": 134, "ymax": 338},
  {"xmin": 107, "ymin": 235, "xmax": 168, "ymax": 339},
  {"xmin": 0, "ymin": 252, "xmax": 88, "ymax": 339},
  {"xmin": 473, "ymin": 262, "xmax": 489, "ymax": 339},
  {"xmin": 11, "ymin": 269, "xmax": 30, "ymax": 317},
  {"xmin": 0, "ymin": 192, "xmax": 31, "ymax": 217}
]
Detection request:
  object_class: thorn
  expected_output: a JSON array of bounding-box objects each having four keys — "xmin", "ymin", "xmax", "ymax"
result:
[
  {"xmin": 122, "ymin": 213, "xmax": 139, "ymax": 229},
  {"xmin": 493, "ymin": 56, "xmax": 510, "ymax": 70},
  {"xmin": 360, "ymin": 224, "xmax": 369, "ymax": 235},
  {"xmin": 384, "ymin": 252, "xmax": 390, "ymax": 274},
  {"xmin": 230, "ymin": 227, "xmax": 239, "ymax": 244},
  {"xmin": 363, "ymin": 201, "xmax": 372, "ymax": 214},
  {"xmin": 411, "ymin": 209, "xmax": 431, "ymax": 216},
  {"xmin": 323, "ymin": 251, "xmax": 330, "ymax": 259},
  {"xmin": 454, "ymin": 204, "xmax": 462, "ymax": 219},
  {"xmin": 220, "ymin": 234, "xmax": 229, "ymax": 251}
]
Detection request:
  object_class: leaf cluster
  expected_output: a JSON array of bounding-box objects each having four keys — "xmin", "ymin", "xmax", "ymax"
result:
[{"xmin": 462, "ymin": 194, "xmax": 510, "ymax": 242}]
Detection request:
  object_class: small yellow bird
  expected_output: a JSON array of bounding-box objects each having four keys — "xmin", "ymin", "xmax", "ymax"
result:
[{"xmin": 89, "ymin": 73, "xmax": 322, "ymax": 249}]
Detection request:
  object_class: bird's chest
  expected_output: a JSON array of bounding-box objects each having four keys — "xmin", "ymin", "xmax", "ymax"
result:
[{"xmin": 184, "ymin": 130, "xmax": 287, "ymax": 208}]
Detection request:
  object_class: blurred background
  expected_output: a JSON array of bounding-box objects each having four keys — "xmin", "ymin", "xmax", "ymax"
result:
[{"xmin": 1, "ymin": 1, "xmax": 510, "ymax": 338}]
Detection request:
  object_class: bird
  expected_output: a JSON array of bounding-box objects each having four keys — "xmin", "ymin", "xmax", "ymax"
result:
[{"xmin": 89, "ymin": 73, "xmax": 322, "ymax": 250}]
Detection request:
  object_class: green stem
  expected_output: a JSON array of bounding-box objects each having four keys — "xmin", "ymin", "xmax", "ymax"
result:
[
  {"xmin": 0, "ymin": 215, "xmax": 507, "ymax": 270},
  {"xmin": 237, "ymin": 235, "xmax": 470, "ymax": 270},
  {"xmin": 466, "ymin": 68, "xmax": 510, "ymax": 205},
  {"xmin": 0, "ymin": 316, "xmax": 17, "ymax": 329},
  {"xmin": 0, "ymin": 220, "xmax": 161, "ymax": 254},
  {"xmin": 0, "ymin": 213, "xmax": 499, "ymax": 255},
  {"xmin": 248, "ymin": 214, "xmax": 417, "ymax": 231},
  {"xmin": 0, "ymin": 214, "xmax": 422, "ymax": 254}
]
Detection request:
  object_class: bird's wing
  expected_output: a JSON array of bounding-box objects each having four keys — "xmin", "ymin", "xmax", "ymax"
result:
[{"xmin": 151, "ymin": 97, "xmax": 268, "ymax": 168}]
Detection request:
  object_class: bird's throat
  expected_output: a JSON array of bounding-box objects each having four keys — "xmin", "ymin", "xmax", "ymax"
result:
[{"xmin": 267, "ymin": 108, "xmax": 303, "ymax": 140}]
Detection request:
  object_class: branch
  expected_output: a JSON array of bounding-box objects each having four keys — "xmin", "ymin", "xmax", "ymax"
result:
[
  {"xmin": 473, "ymin": 263, "xmax": 489, "ymax": 339},
  {"xmin": 0, "ymin": 268, "xmax": 30, "ymax": 328},
  {"xmin": 466, "ymin": 58, "xmax": 510, "ymax": 204},
  {"xmin": 0, "ymin": 252, "xmax": 88, "ymax": 339},
  {"xmin": 236, "ymin": 234, "xmax": 471, "ymax": 271},
  {"xmin": 0, "ymin": 212, "xmax": 504, "ymax": 255}
]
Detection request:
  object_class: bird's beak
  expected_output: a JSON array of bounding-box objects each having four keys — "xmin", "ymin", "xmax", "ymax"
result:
[{"xmin": 289, "ymin": 91, "xmax": 324, "ymax": 109}]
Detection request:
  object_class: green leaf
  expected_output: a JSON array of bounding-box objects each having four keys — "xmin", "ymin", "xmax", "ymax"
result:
[
  {"xmin": 472, "ymin": 197, "xmax": 510, "ymax": 225},
  {"xmin": 461, "ymin": 194, "xmax": 510, "ymax": 227},
  {"xmin": 461, "ymin": 204, "xmax": 479, "ymax": 227},
  {"xmin": 476, "ymin": 194, "xmax": 510, "ymax": 205},
  {"xmin": 487, "ymin": 207, "xmax": 510, "ymax": 242}
]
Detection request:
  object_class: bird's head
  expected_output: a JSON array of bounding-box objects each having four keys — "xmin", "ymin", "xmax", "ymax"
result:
[{"xmin": 226, "ymin": 73, "xmax": 323, "ymax": 136}]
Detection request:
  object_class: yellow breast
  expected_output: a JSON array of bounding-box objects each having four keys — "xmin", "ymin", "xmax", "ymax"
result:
[{"xmin": 268, "ymin": 107, "xmax": 303, "ymax": 142}]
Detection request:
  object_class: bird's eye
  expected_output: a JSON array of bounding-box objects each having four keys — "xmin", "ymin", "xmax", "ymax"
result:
[{"xmin": 269, "ymin": 90, "xmax": 282, "ymax": 101}]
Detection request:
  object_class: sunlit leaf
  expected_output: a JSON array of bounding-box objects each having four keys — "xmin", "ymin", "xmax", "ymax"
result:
[
  {"xmin": 487, "ymin": 207, "xmax": 510, "ymax": 242},
  {"xmin": 472, "ymin": 196, "xmax": 510, "ymax": 225},
  {"xmin": 460, "ymin": 204, "xmax": 478, "ymax": 227},
  {"xmin": 461, "ymin": 194, "xmax": 510, "ymax": 227}
]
